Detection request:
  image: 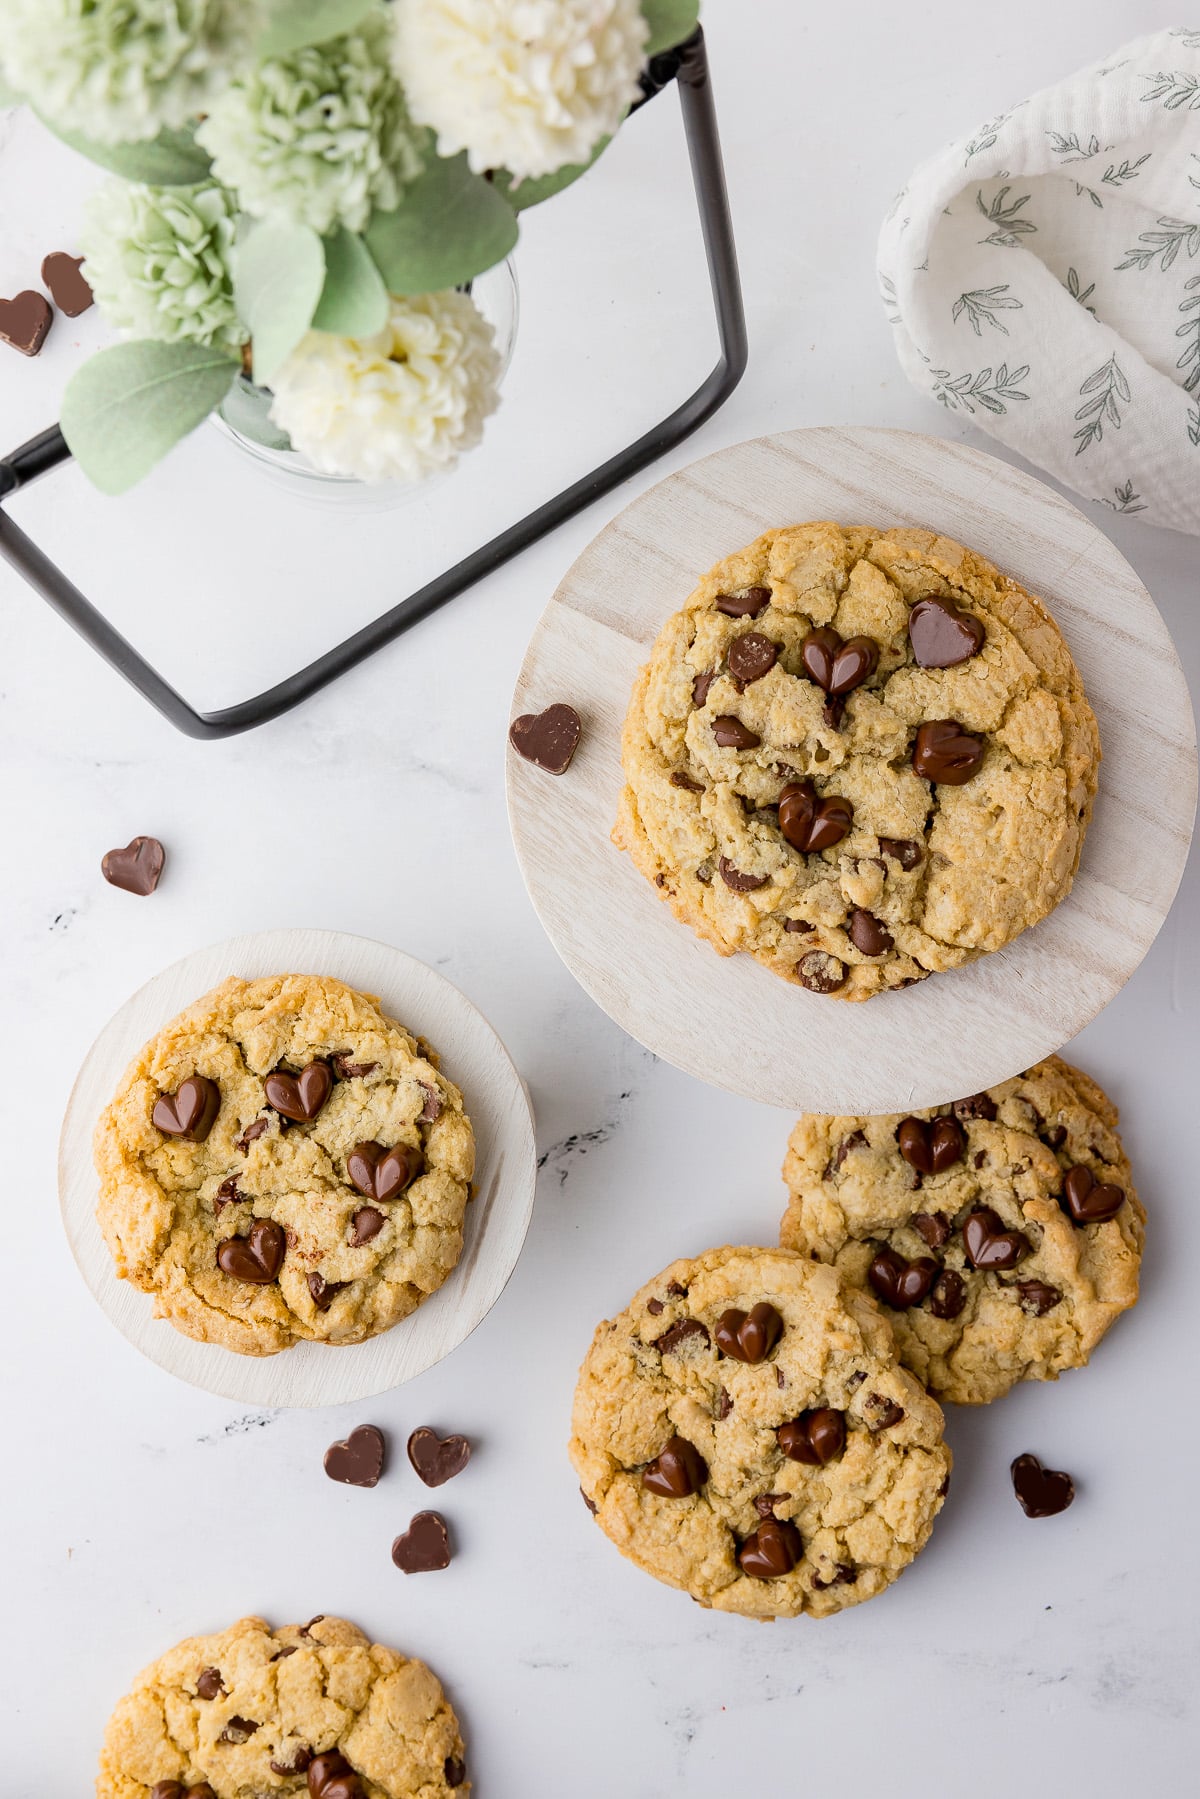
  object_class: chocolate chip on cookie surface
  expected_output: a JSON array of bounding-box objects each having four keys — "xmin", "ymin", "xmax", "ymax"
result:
[
  {"xmin": 94, "ymin": 974, "xmax": 475, "ymax": 1357},
  {"xmin": 570, "ymin": 1245, "xmax": 951, "ymax": 1619},
  {"xmin": 614, "ymin": 524, "xmax": 1099, "ymax": 999},
  {"xmin": 780, "ymin": 1056, "xmax": 1144, "ymax": 1405}
]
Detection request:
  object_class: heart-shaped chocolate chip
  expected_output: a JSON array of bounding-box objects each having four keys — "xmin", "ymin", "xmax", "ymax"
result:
[
  {"xmin": 346, "ymin": 1140, "xmax": 420, "ymax": 1202},
  {"xmin": 778, "ymin": 779, "xmax": 854, "ymax": 853},
  {"xmin": 738, "ymin": 1517, "xmax": 802, "ymax": 1579},
  {"xmin": 908, "ymin": 594, "xmax": 985, "ymax": 668},
  {"xmin": 0, "ymin": 290, "xmax": 53, "ymax": 357},
  {"xmin": 849, "ymin": 908, "xmax": 893, "ymax": 956},
  {"xmin": 324, "ymin": 1424, "xmax": 386, "ymax": 1488},
  {"xmin": 348, "ymin": 1206, "xmax": 386, "ymax": 1246},
  {"xmin": 41, "ymin": 252, "xmax": 94, "ymax": 317},
  {"xmin": 712, "ymin": 714, "xmax": 762, "ymax": 750},
  {"xmin": 408, "ymin": 1426, "xmax": 472, "ymax": 1488},
  {"xmin": 801, "ymin": 627, "xmax": 879, "ymax": 696},
  {"xmin": 1061, "ymin": 1165, "xmax": 1125, "ymax": 1224},
  {"xmin": 727, "ymin": 631, "xmax": 779, "ymax": 687},
  {"xmin": 391, "ymin": 1511, "xmax": 451, "ymax": 1574},
  {"xmin": 716, "ymin": 586, "xmax": 770, "ymax": 618},
  {"xmin": 868, "ymin": 1248, "xmax": 938, "ymax": 1308},
  {"xmin": 912, "ymin": 718, "xmax": 984, "ymax": 785},
  {"xmin": 714, "ymin": 1302, "xmax": 783, "ymax": 1363},
  {"xmin": 152, "ymin": 1076, "xmax": 220, "ymax": 1142},
  {"xmin": 897, "ymin": 1115, "xmax": 965, "ymax": 1174},
  {"xmin": 1010, "ymin": 1452, "xmax": 1075, "ymax": 1518},
  {"xmin": 264, "ymin": 1061, "xmax": 332, "ymax": 1122},
  {"xmin": 718, "ymin": 856, "xmax": 769, "ymax": 892},
  {"xmin": 509, "ymin": 702, "xmax": 581, "ymax": 774},
  {"xmin": 776, "ymin": 1407, "xmax": 845, "ymax": 1465},
  {"xmin": 307, "ymin": 1751, "xmax": 364, "ymax": 1799},
  {"xmin": 963, "ymin": 1207, "xmax": 1030, "ymax": 1270},
  {"xmin": 101, "ymin": 834, "xmax": 165, "ymax": 896},
  {"xmin": 641, "ymin": 1433, "xmax": 708, "ymax": 1497},
  {"xmin": 216, "ymin": 1218, "xmax": 286, "ymax": 1285}
]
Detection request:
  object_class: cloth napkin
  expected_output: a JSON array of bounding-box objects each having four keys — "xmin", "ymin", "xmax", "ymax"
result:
[{"xmin": 878, "ymin": 26, "xmax": 1200, "ymax": 535}]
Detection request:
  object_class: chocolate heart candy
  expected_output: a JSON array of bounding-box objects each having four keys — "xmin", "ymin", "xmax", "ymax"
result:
[
  {"xmin": 718, "ymin": 856, "xmax": 769, "ymax": 892},
  {"xmin": 963, "ymin": 1207, "xmax": 1030, "ymax": 1270},
  {"xmin": 509, "ymin": 702, "xmax": 582, "ymax": 774},
  {"xmin": 897, "ymin": 1114, "xmax": 965, "ymax": 1174},
  {"xmin": 912, "ymin": 718, "xmax": 984, "ymax": 784},
  {"xmin": 714, "ymin": 1301, "xmax": 783, "ymax": 1363},
  {"xmin": 324, "ymin": 1424, "xmax": 386, "ymax": 1488},
  {"xmin": 727, "ymin": 631, "xmax": 779, "ymax": 686},
  {"xmin": 1061, "ymin": 1165, "xmax": 1125, "ymax": 1224},
  {"xmin": 716, "ymin": 586, "xmax": 770, "ymax": 617},
  {"xmin": 776, "ymin": 1407, "xmax": 845, "ymax": 1465},
  {"xmin": 101, "ymin": 834, "xmax": 165, "ymax": 896},
  {"xmin": 801, "ymin": 627, "xmax": 879, "ymax": 696},
  {"xmin": 1010, "ymin": 1452, "xmax": 1075, "ymax": 1519},
  {"xmin": 712, "ymin": 714, "xmax": 761, "ymax": 750},
  {"xmin": 152, "ymin": 1076, "xmax": 220, "ymax": 1142},
  {"xmin": 307, "ymin": 1751, "xmax": 364, "ymax": 1799},
  {"xmin": 868, "ymin": 1247, "xmax": 938, "ymax": 1308},
  {"xmin": 346, "ymin": 1140, "xmax": 420, "ymax": 1202},
  {"xmin": 391, "ymin": 1511, "xmax": 451, "ymax": 1574},
  {"xmin": 216, "ymin": 1218, "xmax": 285, "ymax": 1284},
  {"xmin": 264, "ymin": 1060, "xmax": 332, "ymax": 1122},
  {"xmin": 738, "ymin": 1517, "xmax": 802, "ymax": 1579},
  {"xmin": 849, "ymin": 908, "xmax": 893, "ymax": 956},
  {"xmin": 0, "ymin": 290, "xmax": 53, "ymax": 357},
  {"xmin": 408, "ymin": 1426, "xmax": 472, "ymax": 1488},
  {"xmin": 641, "ymin": 1433, "xmax": 708, "ymax": 1497},
  {"xmin": 41, "ymin": 251, "xmax": 94, "ymax": 316},
  {"xmin": 778, "ymin": 779, "xmax": 854, "ymax": 853},
  {"xmin": 908, "ymin": 594, "xmax": 985, "ymax": 667},
  {"xmin": 348, "ymin": 1206, "xmax": 386, "ymax": 1246}
]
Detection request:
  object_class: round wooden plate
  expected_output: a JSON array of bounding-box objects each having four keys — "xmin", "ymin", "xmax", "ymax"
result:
[
  {"xmin": 507, "ymin": 427, "xmax": 1197, "ymax": 1114},
  {"xmin": 59, "ymin": 930, "xmax": 537, "ymax": 1407}
]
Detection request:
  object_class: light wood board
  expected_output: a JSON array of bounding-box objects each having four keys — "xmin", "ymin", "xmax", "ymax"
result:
[
  {"xmin": 507, "ymin": 427, "xmax": 1197, "ymax": 1115},
  {"xmin": 59, "ymin": 930, "xmax": 537, "ymax": 1407}
]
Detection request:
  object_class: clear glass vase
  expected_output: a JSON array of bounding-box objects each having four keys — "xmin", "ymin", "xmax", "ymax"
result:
[{"xmin": 212, "ymin": 259, "xmax": 519, "ymax": 510}]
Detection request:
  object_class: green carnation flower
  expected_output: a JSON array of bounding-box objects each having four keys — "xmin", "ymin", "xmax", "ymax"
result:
[
  {"xmin": 196, "ymin": 6, "xmax": 423, "ymax": 235},
  {"xmin": 81, "ymin": 179, "xmax": 244, "ymax": 353},
  {"xmin": 0, "ymin": 0, "xmax": 262, "ymax": 144}
]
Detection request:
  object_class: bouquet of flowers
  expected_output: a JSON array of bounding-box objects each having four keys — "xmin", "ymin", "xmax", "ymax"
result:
[{"xmin": 0, "ymin": 1, "xmax": 699, "ymax": 491}]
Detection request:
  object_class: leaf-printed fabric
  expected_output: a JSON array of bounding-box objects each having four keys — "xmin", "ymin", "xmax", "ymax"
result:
[{"xmin": 878, "ymin": 26, "xmax": 1200, "ymax": 535}]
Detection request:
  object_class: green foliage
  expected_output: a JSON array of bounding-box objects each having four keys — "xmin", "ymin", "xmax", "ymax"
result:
[
  {"xmin": 364, "ymin": 152, "xmax": 518, "ymax": 292},
  {"xmin": 218, "ymin": 375, "xmax": 294, "ymax": 451},
  {"xmin": 313, "ymin": 227, "xmax": 389, "ymax": 335},
  {"xmin": 257, "ymin": 0, "xmax": 376, "ymax": 59},
  {"xmin": 642, "ymin": 0, "xmax": 700, "ymax": 56},
  {"xmin": 61, "ymin": 340, "xmax": 239, "ymax": 494},
  {"xmin": 38, "ymin": 116, "xmax": 212, "ymax": 184},
  {"xmin": 234, "ymin": 220, "xmax": 326, "ymax": 384},
  {"xmin": 493, "ymin": 137, "xmax": 611, "ymax": 211}
]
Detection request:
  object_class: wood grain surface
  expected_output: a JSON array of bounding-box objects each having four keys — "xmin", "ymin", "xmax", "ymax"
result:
[
  {"xmin": 59, "ymin": 930, "xmax": 537, "ymax": 1407},
  {"xmin": 507, "ymin": 427, "xmax": 1197, "ymax": 1114}
]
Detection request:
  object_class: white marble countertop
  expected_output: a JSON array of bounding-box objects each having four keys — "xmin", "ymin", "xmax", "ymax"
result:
[{"xmin": 2, "ymin": 2, "xmax": 1197, "ymax": 1793}]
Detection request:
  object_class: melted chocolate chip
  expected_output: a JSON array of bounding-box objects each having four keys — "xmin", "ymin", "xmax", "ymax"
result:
[
  {"xmin": 1015, "ymin": 1279, "xmax": 1061, "ymax": 1316},
  {"xmin": 647, "ymin": 1297, "xmax": 664, "ymax": 1315},
  {"xmin": 754, "ymin": 1492, "xmax": 788, "ymax": 1517},
  {"xmin": 581, "ymin": 1487, "xmax": 598, "ymax": 1515},
  {"xmin": 849, "ymin": 908, "xmax": 893, "ymax": 956},
  {"xmin": 331, "ymin": 1052, "xmax": 378, "ymax": 1080},
  {"xmin": 716, "ymin": 1387, "xmax": 733, "ymax": 1419},
  {"xmin": 912, "ymin": 1211, "xmax": 951, "ymax": 1249},
  {"xmin": 670, "ymin": 770, "xmax": 704, "ymax": 792},
  {"xmin": 654, "ymin": 1318, "xmax": 710, "ymax": 1356},
  {"xmin": 348, "ymin": 1206, "xmax": 386, "ymax": 1246},
  {"xmin": 716, "ymin": 587, "xmax": 770, "ymax": 617},
  {"xmin": 692, "ymin": 669, "xmax": 716, "ymax": 707},
  {"xmin": 195, "ymin": 1667, "xmax": 224, "ymax": 1699},
  {"xmin": 718, "ymin": 856, "xmax": 769, "ymax": 892},
  {"xmin": 218, "ymin": 1717, "xmax": 259, "ymax": 1745},
  {"xmin": 213, "ymin": 1178, "xmax": 246, "ymax": 1214},
  {"xmin": 235, "ymin": 1117, "xmax": 268, "ymax": 1153},
  {"xmin": 784, "ymin": 917, "xmax": 814, "ymax": 933},
  {"xmin": 307, "ymin": 1272, "xmax": 342, "ymax": 1311},
  {"xmin": 864, "ymin": 1393, "xmax": 905, "ymax": 1430},
  {"xmin": 811, "ymin": 1563, "xmax": 857, "ymax": 1591},
  {"xmin": 444, "ymin": 1758, "xmax": 466, "ymax": 1788},
  {"xmin": 929, "ymin": 1269, "xmax": 967, "ymax": 1320},
  {"xmin": 270, "ymin": 1747, "xmax": 314, "ymax": 1777},
  {"xmin": 727, "ymin": 631, "xmax": 779, "ymax": 686},
  {"xmin": 878, "ymin": 836, "xmax": 923, "ymax": 871},
  {"xmin": 797, "ymin": 950, "xmax": 846, "ymax": 993},
  {"xmin": 952, "ymin": 1091, "xmax": 998, "ymax": 1122},
  {"xmin": 642, "ymin": 1434, "xmax": 708, "ymax": 1497},
  {"xmin": 346, "ymin": 1139, "xmax": 421, "ymax": 1202},
  {"xmin": 712, "ymin": 715, "xmax": 762, "ymax": 750},
  {"xmin": 1011, "ymin": 1453, "xmax": 1075, "ymax": 1518},
  {"xmin": 418, "ymin": 1081, "xmax": 443, "ymax": 1124}
]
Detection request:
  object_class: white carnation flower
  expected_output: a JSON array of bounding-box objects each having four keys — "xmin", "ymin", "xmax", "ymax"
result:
[
  {"xmin": 269, "ymin": 289, "xmax": 502, "ymax": 483},
  {"xmin": 80, "ymin": 178, "xmax": 243, "ymax": 353},
  {"xmin": 0, "ymin": 0, "xmax": 262, "ymax": 144},
  {"xmin": 392, "ymin": 0, "xmax": 648, "ymax": 180},
  {"xmin": 197, "ymin": 7, "xmax": 424, "ymax": 235}
]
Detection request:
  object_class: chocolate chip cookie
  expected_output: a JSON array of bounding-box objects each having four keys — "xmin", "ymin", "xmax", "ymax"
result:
[
  {"xmin": 779, "ymin": 1057, "xmax": 1144, "ymax": 1404},
  {"xmin": 614, "ymin": 524, "xmax": 1099, "ymax": 998},
  {"xmin": 570, "ymin": 1245, "xmax": 951, "ymax": 1618},
  {"xmin": 95, "ymin": 974, "xmax": 475, "ymax": 1357},
  {"xmin": 96, "ymin": 1614, "xmax": 468, "ymax": 1797}
]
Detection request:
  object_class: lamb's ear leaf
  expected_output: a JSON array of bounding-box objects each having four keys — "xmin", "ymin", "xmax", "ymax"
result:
[
  {"xmin": 233, "ymin": 220, "xmax": 326, "ymax": 385},
  {"xmin": 60, "ymin": 341, "xmax": 240, "ymax": 495},
  {"xmin": 642, "ymin": 0, "xmax": 700, "ymax": 56},
  {"xmin": 312, "ymin": 227, "xmax": 390, "ymax": 336},
  {"xmin": 364, "ymin": 152, "xmax": 518, "ymax": 292},
  {"xmin": 257, "ymin": 0, "xmax": 375, "ymax": 57},
  {"xmin": 36, "ymin": 115, "xmax": 212, "ymax": 184},
  {"xmin": 492, "ymin": 137, "xmax": 611, "ymax": 211}
]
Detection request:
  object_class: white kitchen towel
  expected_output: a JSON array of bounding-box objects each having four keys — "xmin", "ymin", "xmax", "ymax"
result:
[{"xmin": 878, "ymin": 26, "xmax": 1200, "ymax": 534}]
